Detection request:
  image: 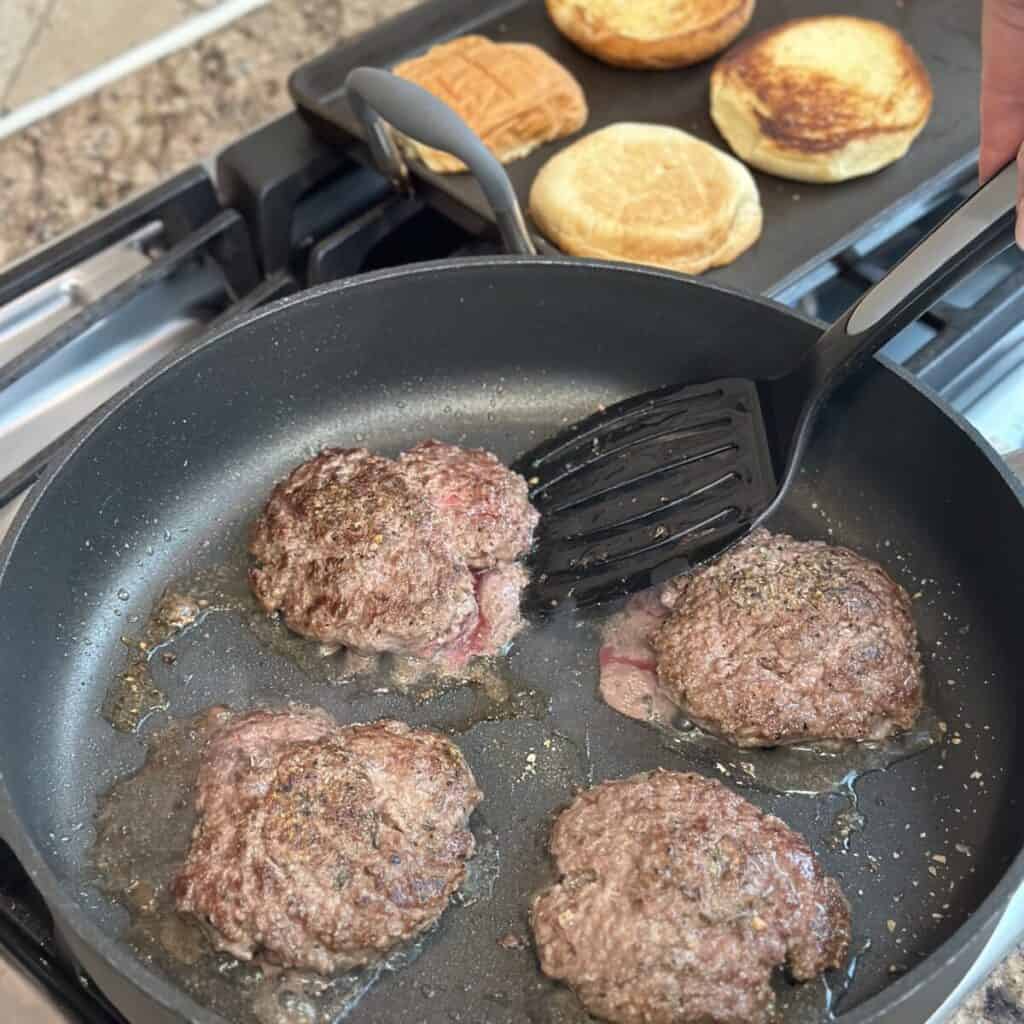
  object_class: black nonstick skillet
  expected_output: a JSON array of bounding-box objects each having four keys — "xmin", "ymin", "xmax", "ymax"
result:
[
  {"xmin": 346, "ymin": 67, "xmax": 1020, "ymax": 611},
  {"xmin": 0, "ymin": 96, "xmax": 1022, "ymax": 1024}
]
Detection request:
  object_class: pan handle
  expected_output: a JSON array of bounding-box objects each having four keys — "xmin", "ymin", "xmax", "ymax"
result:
[{"xmin": 345, "ymin": 67, "xmax": 537, "ymax": 256}]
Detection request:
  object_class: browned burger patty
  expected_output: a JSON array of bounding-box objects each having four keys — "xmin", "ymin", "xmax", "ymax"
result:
[
  {"xmin": 438, "ymin": 562, "xmax": 530, "ymax": 667},
  {"xmin": 398, "ymin": 440, "xmax": 539, "ymax": 569},
  {"xmin": 248, "ymin": 449, "xmax": 478, "ymax": 656},
  {"xmin": 174, "ymin": 708, "xmax": 482, "ymax": 973},
  {"xmin": 652, "ymin": 529, "xmax": 922, "ymax": 747},
  {"xmin": 531, "ymin": 771, "xmax": 850, "ymax": 1024}
]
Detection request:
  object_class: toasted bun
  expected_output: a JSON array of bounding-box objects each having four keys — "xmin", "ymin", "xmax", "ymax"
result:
[
  {"xmin": 710, "ymin": 16, "xmax": 933, "ymax": 183},
  {"xmin": 546, "ymin": 0, "xmax": 755, "ymax": 69},
  {"xmin": 529, "ymin": 123, "xmax": 762, "ymax": 274},
  {"xmin": 392, "ymin": 35, "xmax": 587, "ymax": 174}
]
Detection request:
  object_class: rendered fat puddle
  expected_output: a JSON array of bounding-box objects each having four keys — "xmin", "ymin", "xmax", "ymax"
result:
[
  {"xmin": 620, "ymin": 656, "xmax": 942, "ymax": 858},
  {"xmin": 654, "ymin": 708, "xmax": 942, "ymax": 798},
  {"xmin": 103, "ymin": 559, "xmax": 548, "ymax": 735}
]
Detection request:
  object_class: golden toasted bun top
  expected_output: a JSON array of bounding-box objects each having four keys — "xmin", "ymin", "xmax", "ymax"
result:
[
  {"xmin": 571, "ymin": 124, "xmax": 731, "ymax": 229},
  {"xmin": 551, "ymin": 0, "xmax": 752, "ymax": 39},
  {"xmin": 713, "ymin": 16, "xmax": 932, "ymax": 153},
  {"xmin": 393, "ymin": 35, "xmax": 586, "ymax": 137},
  {"xmin": 533, "ymin": 123, "xmax": 754, "ymax": 259}
]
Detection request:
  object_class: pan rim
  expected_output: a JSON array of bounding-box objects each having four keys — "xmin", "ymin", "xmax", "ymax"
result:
[{"xmin": 0, "ymin": 256, "xmax": 1021, "ymax": 1024}]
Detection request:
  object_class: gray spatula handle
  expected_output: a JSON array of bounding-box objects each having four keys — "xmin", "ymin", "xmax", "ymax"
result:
[
  {"xmin": 775, "ymin": 159, "xmax": 1018, "ymax": 493},
  {"xmin": 847, "ymin": 161, "xmax": 1019, "ymax": 335},
  {"xmin": 811, "ymin": 161, "xmax": 1018, "ymax": 386},
  {"xmin": 345, "ymin": 67, "xmax": 536, "ymax": 255}
]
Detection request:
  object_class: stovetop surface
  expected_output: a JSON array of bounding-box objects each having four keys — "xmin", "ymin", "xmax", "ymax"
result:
[{"xmin": 0, "ymin": 78, "xmax": 1021, "ymax": 1024}]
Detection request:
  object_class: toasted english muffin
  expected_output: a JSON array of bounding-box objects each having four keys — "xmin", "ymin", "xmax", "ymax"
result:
[
  {"xmin": 529, "ymin": 123, "xmax": 762, "ymax": 274},
  {"xmin": 546, "ymin": 0, "xmax": 755, "ymax": 69},
  {"xmin": 391, "ymin": 35, "xmax": 587, "ymax": 174},
  {"xmin": 710, "ymin": 16, "xmax": 932, "ymax": 183}
]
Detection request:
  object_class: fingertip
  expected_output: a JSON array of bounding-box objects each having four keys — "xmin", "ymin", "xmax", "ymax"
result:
[
  {"xmin": 979, "ymin": 146, "xmax": 998, "ymax": 183},
  {"xmin": 979, "ymin": 140, "xmax": 1022, "ymax": 183},
  {"xmin": 1015, "ymin": 145, "xmax": 1024, "ymax": 249}
]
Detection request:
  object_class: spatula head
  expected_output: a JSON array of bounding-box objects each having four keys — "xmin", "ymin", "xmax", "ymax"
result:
[{"xmin": 514, "ymin": 379, "xmax": 777, "ymax": 611}]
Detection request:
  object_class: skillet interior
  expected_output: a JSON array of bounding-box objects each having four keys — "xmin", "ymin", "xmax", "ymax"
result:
[{"xmin": 0, "ymin": 260, "xmax": 1022, "ymax": 1024}]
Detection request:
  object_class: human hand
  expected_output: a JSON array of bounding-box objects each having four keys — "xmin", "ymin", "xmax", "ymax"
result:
[{"xmin": 981, "ymin": 0, "xmax": 1024, "ymax": 247}]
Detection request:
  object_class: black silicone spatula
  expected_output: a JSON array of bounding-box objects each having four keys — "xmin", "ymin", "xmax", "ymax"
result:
[
  {"xmin": 343, "ymin": 68, "xmax": 1019, "ymax": 610},
  {"xmin": 515, "ymin": 162, "xmax": 1018, "ymax": 609}
]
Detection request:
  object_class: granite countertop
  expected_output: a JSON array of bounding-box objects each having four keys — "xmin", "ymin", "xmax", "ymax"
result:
[
  {"xmin": 956, "ymin": 959, "xmax": 1024, "ymax": 1024},
  {"xmin": 0, "ymin": 1, "xmax": 1021, "ymax": 1020},
  {"xmin": 0, "ymin": 0, "xmax": 420, "ymax": 269}
]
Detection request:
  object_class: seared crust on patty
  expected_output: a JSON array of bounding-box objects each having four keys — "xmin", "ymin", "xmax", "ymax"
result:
[
  {"xmin": 653, "ymin": 529, "xmax": 923, "ymax": 747},
  {"xmin": 532, "ymin": 770, "xmax": 850, "ymax": 1024},
  {"xmin": 399, "ymin": 440, "xmax": 539, "ymax": 569},
  {"xmin": 174, "ymin": 709, "xmax": 482, "ymax": 972},
  {"xmin": 248, "ymin": 449, "xmax": 478, "ymax": 655}
]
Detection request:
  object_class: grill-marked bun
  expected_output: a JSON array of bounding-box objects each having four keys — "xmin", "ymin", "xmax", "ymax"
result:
[
  {"xmin": 710, "ymin": 16, "xmax": 932, "ymax": 184},
  {"xmin": 546, "ymin": 0, "xmax": 756, "ymax": 69},
  {"xmin": 529, "ymin": 122, "xmax": 762, "ymax": 275},
  {"xmin": 392, "ymin": 35, "xmax": 587, "ymax": 174}
]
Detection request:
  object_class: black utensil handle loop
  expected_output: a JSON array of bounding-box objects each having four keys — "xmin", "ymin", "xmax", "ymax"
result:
[
  {"xmin": 806, "ymin": 160, "xmax": 1018, "ymax": 393},
  {"xmin": 344, "ymin": 67, "xmax": 537, "ymax": 256}
]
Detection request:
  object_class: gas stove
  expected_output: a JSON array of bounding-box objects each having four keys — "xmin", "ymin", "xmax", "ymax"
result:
[{"xmin": 0, "ymin": 102, "xmax": 1022, "ymax": 1024}]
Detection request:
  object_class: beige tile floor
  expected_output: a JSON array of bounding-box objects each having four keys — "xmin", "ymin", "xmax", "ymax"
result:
[{"xmin": 0, "ymin": 0, "xmax": 230, "ymax": 116}]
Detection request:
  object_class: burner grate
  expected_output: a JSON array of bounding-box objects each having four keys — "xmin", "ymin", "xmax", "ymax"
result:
[{"xmin": 0, "ymin": 844, "xmax": 126, "ymax": 1023}]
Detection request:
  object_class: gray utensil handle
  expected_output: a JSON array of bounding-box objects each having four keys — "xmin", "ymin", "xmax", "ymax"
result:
[
  {"xmin": 804, "ymin": 159, "xmax": 1018, "ymax": 392},
  {"xmin": 773, "ymin": 158, "xmax": 1018, "ymax": 496},
  {"xmin": 847, "ymin": 161, "xmax": 1018, "ymax": 334},
  {"xmin": 345, "ymin": 67, "xmax": 536, "ymax": 256}
]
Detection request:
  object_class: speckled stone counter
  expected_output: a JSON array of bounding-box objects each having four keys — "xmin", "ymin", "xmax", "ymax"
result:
[
  {"xmin": 949, "ymin": 946, "xmax": 1024, "ymax": 1023},
  {"xmin": 0, "ymin": 0, "xmax": 1021, "ymax": 1020},
  {"xmin": 0, "ymin": 0, "xmax": 420, "ymax": 268}
]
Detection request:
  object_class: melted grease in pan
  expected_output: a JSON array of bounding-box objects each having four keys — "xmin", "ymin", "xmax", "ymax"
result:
[
  {"xmin": 617, "ymin": 679, "xmax": 944, "ymax": 861},
  {"xmin": 102, "ymin": 556, "xmax": 549, "ymax": 735},
  {"xmin": 653, "ymin": 703, "xmax": 943, "ymax": 798},
  {"xmin": 104, "ymin": 551, "xmax": 942, "ymax": 799}
]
